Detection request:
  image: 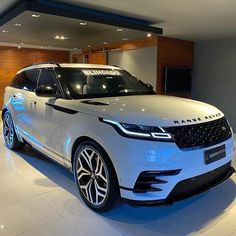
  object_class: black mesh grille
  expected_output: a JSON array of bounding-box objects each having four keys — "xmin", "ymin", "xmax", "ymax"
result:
[{"xmin": 165, "ymin": 117, "xmax": 232, "ymax": 150}]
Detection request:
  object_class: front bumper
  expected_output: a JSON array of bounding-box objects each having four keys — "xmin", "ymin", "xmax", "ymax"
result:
[
  {"xmin": 98, "ymin": 123, "xmax": 235, "ymax": 202},
  {"xmin": 123, "ymin": 162, "xmax": 235, "ymax": 206}
]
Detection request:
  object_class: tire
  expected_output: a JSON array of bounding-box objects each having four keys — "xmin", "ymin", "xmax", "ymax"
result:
[
  {"xmin": 73, "ymin": 140, "xmax": 120, "ymax": 212},
  {"xmin": 3, "ymin": 111, "xmax": 24, "ymax": 150}
]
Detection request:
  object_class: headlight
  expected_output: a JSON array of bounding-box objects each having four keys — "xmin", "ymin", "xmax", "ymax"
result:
[{"xmin": 99, "ymin": 118, "xmax": 172, "ymax": 141}]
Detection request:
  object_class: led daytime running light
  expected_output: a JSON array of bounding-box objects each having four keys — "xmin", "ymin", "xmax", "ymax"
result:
[
  {"xmin": 103, "ymin": 119, "xmax": 150, "ymax": 137},
  {"xmin": 102, "ymin": 119, "xmax": 172, "ymax": 140}
]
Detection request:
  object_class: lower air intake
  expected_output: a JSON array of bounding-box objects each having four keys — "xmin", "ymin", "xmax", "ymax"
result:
[{"xmin": 133, "ymin": 169, "xmax": 181, "ymax": 193}]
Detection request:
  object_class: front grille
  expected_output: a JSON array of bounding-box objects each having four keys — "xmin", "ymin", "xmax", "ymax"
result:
[{"xmin": 165, "ymin": 117, "xmax": 232, "ymax": 150}]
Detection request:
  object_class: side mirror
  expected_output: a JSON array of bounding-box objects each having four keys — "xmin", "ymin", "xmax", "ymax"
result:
[
  {"xmin": 146, "ymin": 83, "xmax": 154, "ymax": 90},
  {"xmin": 35, "ymin": 85, "xmax": 56, "ymax": 97}
]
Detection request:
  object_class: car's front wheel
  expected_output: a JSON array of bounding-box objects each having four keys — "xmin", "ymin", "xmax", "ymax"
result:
[
  {"xmin": 73, "ymin": 141, "xmax": 120, "ymax": 212},
  {"xmin": 3, "ymin": 111, "xmax": 24, "ymax": 150}
]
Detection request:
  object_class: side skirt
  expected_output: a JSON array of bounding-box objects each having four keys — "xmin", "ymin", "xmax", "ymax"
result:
[{"xmin": 18, "ymin": 129, "xmax": 72, "ymax": 171}]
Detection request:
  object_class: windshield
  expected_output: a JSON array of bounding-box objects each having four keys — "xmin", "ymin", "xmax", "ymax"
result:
[{"xmin": 61, "ymin": 68, "xmax": 155, "ymax": 99}]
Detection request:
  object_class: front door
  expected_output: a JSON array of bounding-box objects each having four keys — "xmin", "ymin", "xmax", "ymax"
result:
[{"xmin": 31, "ymin": 68, "xmax": 63, "ymax": 163}]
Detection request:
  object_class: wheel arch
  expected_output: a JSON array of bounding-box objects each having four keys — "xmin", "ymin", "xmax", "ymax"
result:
[
  {"xmin": 71, "ymin": 136, "xmax": 112, "ymax": 167},
  {"xmin": 1, "ymin": 107, "xmax": 8, "ymax": 120},
  {"xmin": 71, "ymin": 136, "xmax": 119, "ymax": 184},
  {"xmin": 71, "ymin": 136, "xmax": 94, "ymax": 167}
]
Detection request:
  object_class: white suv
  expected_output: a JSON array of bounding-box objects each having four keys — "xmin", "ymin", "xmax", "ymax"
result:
[{"xmin": 2, "ymin": 62, "xmax": 235, "ymax": 212}]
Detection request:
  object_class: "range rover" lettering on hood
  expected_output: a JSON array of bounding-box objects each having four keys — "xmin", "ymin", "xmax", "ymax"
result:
[{"xmin": 174, "ymin": 113, "xmax": 222, "ymax": 124}]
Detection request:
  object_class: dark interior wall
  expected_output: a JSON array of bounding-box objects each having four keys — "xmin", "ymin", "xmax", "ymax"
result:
[
  {"xmin": 192, "ymin": 39, "xmax": 236, "ymax": 130},
  {"xmin": 157, "ymin": 36, "xmax": 194, "ymax": 96},
  {"xmin": 0, "ymin": 46, "xmax": 69, "ymax": 107}
]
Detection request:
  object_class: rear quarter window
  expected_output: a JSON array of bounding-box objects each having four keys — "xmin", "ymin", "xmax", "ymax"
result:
[
  {"xmin": 10, "ymin": 73, "xmax": 22, "ymax": 88},
  {"xmin": 10, "ymin": 69, "xmax": 39, "ymax": 91}
]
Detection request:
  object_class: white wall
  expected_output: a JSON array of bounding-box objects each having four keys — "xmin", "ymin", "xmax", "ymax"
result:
[
  {"xmin": 108, "ymin": 46, "xmax": 157, "ymax": 91},
  {"xmin": 192, "ymin": 39, "xmax": 236, "ymax": 130}
]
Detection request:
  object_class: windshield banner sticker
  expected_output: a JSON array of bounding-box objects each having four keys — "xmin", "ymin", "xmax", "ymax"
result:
[{"xmin": 82, "ymin": 70, "xmax": 122, "ymax": 76}]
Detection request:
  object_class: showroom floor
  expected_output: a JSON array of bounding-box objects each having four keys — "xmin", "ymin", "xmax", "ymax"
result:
[{"xmin": 0, "ymin": 123, "xmax": 235, "ymax": 236}]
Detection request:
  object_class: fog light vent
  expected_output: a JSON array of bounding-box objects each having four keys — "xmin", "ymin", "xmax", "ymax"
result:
[{"xmin": 133, "ymin": 169, "xmax": 181, "ymax": 193}]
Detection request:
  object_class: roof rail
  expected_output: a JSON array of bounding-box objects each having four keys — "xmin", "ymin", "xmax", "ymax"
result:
[{"xmin": 22, "ymin": 61, "xmax": 61, "ymax": 69}]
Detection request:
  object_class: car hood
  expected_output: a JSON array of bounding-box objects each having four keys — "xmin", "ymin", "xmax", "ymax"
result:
[{"xmin": 68, "ymin": 95, "xmax": 224, "ymax": 127}]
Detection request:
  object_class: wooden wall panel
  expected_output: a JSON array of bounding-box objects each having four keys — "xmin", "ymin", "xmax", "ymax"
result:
[
  {"xmin": 72, "ymin": 37, "xmax": 158, "ymax": 67},
  {"xmin": 157, "ymin": 36, "xmax": 194, "ymax": 96},
  {"xmin": 0, "ymin": 46, "xmax": 69, "ymax": 107},
  {"xmin": 88, "ymin": 52, "xmax": 107, "ymax": 65},
  {"xmin": 82, "ymin": 36, "xmax": 158, "ymax": 54}
]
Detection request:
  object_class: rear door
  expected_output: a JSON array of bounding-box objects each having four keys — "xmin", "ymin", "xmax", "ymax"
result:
[{"xmin": 9, "ymin": 70, "xmax": 39, "ymax": 136}]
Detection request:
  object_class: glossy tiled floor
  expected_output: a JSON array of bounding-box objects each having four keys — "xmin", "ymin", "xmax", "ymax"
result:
[{"xmin": 0, "ymin": 124, "xmax": 235, "ymax": 236}]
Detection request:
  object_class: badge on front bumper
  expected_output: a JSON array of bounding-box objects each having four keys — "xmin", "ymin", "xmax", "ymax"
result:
[{"xmin": 204, "ymin": 144, "xmax": 226, "ymax": 164}]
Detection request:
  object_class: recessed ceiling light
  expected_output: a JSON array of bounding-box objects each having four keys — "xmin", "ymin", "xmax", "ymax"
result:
[
  {"xmin": 103, "ymin": 42, "xmax": 108, "ymax": 45},
  {"xmin": 117, "ymin": 28, "xmax": 123, "ymax": 32},
  {"xmin": 147, "ymin": 33, "xmax": 152, "ymax": 37},
  {"xmin": 32, "ymin": 14, "xmax": 40, "ymax": 18},
  {"xmin": 80, "ymin": 22, "xmax": 87, "ymax": 26},
  {"xmin": 87, "ymin": 45, "xmax": 91, "ymax": 48},
  {"xmin": 54, "ymin": 35, "xmax": 69, "ymax": 40},
  {"xmin": 14, "ymin": 23, "xmax": 21, "ymax": 27},
  {"xmin": 2, "ymin": 30, "xmax": 8, "ymax": 33}
]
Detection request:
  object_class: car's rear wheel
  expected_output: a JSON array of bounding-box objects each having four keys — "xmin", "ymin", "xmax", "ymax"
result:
[
  {"xmin": 3, "ymin": 111, "xmax": 24, "ymax": 150},
  {"xmin": 73, "ymin": 141, "xmax": 120, "ymax": 212}
]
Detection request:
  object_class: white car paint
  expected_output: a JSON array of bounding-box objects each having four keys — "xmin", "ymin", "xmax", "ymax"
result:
[{"xmin": 2, "ymin": 63, "xmax": 235, "ymax": 203}]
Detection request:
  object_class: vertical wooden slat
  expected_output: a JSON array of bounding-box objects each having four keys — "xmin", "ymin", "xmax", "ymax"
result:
[{"xmin": 88, "ymin": 52, "xmax": 107, "ymax": 65}]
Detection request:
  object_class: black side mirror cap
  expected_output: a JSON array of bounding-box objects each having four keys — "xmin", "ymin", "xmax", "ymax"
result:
[{"xmin": 35, "ymin": 85, "xmax": 56, "ymax": 98}]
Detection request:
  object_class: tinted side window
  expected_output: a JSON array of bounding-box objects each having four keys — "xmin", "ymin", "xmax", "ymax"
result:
[
  {"xmin": 11, "ymin": 70, "xmax": 39, "ymax": 91},
  {"xmin": 37, "ymin": 68, "xmax": 59, "ymax": 91},
  {"xmin": 11, "ymin": 73, "xmax": 23, "ymax": 88},
  {"xmin": 62, "ymin": 69, "xmax": 86, "ymax": 95},
  {"xmin": 20, "ymin": 69, "xmax": 39, "ymax": 91}
]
